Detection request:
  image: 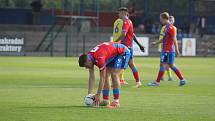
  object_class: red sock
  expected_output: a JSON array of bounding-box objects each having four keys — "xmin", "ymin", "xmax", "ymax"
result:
[
  {"xmin": 174, "ymin": 69, "xmax": 184, "ymax": 80},
  {"xmin": 113, "ymin": 94, "xmax": 119, "ymax": 100},
  {"xmin": 103, "ymin": 95, "xmax": 109, "ymax": 100},
  {"xmin": 171, "ymin": 66, "xmax": 184, "ymax": 80},
  {"xmin": 113, "ymin": 89, "xmax": 120, "ymax": 100},
  {"xmin": 156, "ymin": 71, "xmax": 165, "ymax": 83},
  {"xmin": 131, "ymin": 67, "xmax": 141, "ymax": 82},
  {"xmin": 102, "ymin": 90, "xmax": 109, "ymax": 100},
  {"xmin": 133, "ymin": 71, "xmax": 140, "ymax": 82}
]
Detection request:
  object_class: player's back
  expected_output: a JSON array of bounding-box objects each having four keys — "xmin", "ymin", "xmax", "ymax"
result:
[
  {"xmin": 121, "ymin": 17, "xmax": 134, "ymax": 48},
  {"xmin": 113, "ymin": 19, "xmax": 123, "ymax": 42},
  {"xmin": 158, "ymin": 25, "xmax": 166, "ymax": 52},
  {"xmin": 88, "ymin": 42, "xmax": 127, "ymax": 60},
  {"xmin": 88, "ymin": 42, "xmax": 128, "ymax": 70},
  {"xmin": 160, "ymin": 25, "xmax": 177, "ymax": 41},
  {"xmin": 162, "ymin": 23, "xmax": 176, "ymax": 52}
]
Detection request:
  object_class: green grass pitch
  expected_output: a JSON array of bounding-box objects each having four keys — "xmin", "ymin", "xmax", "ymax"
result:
[{"xmin": 0, "ymin": 57, "xmax": 215, "ymax": 121}]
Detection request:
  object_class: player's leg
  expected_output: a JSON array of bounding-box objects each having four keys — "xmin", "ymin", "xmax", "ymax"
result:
[
  {"xmin": 105, "ymin": 55, "xmax": 121, "ymax": 108},
  {"xmin": 148, "ymin": 52, "xmax": 167, "ymax": 86},
  {"xmin": 161, "ymin": 71, "xmax": 165, "ymax": 81},
  {"xmin": 127, "ymin": 48, "xmax": 142, "ymax": 87},
  {"xmin": 119, "ymin": 51, "xmax": 128, "ymax": 85},
  {"xmin": 157, "ymin": 63, "xmax": 165, "ymax": 84},
  {"xmin": 169, "ymin": 64, "xmax": 186, "ymax": 86},
  {"xmin": 166, "ymin": 65, "xmax": 173, "ymax": 81},
  {"xmin": 148, "ymin": 63, "xmax": 165, "ymax": 86},
  {"xmin": 120, "ymin": 69, "xmax": 128, "ymax": 85},
  {"xmin": 159, "ymin": 50, "xmax": 165, "ymax": 81},
  {"xmin": 109, "ymin": 68, "xmax": 121, "ymax": 108},
  {"xmin": 108, "ymin": 55, "xmax": 130, "ymax": 108},
  {"xmin": 169, "ymin": 64, "xmax": 183, "ymax": 79},
  {"xmin": 100, "ymin": 68, "xmax": 111, "ymax": 106},
  {"xmin": 128, "ymin": 58, "xmax": 142, "ymax": 87},
  {"xmin": 168, "ymin": 52, "xmax": 186, "ymax": 86}
]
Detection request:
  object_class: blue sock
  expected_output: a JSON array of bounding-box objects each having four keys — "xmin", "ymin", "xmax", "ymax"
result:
[
  {"xmin": 113, "ymin": 89, "xmax": 120, "ymax": 100},
  {"xmin": 102, "ymin": 90, "xmax": 110, "ymax": 100}
]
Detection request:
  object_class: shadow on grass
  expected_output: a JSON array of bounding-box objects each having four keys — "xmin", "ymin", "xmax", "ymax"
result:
[
  {"xmin": 30, "ymin": 84, "xmax": 86, "ymax": 89},
  {"xmin": 20, "ymin": 105, "xmax": 107, "ymax": 109}
]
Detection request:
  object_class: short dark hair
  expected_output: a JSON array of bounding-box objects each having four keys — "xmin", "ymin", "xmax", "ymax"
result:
[
  {"xmin": 79, "ymin": 54, "xmax": 87, "ymax": 67},
  {"xmin": 118, "ymin": 7, "xmax": 128, "ymax": 12}
]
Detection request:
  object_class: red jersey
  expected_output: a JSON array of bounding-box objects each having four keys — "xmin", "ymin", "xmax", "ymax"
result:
[
  {"xmin": 87, "ymin": 42, "xmax": 128, "ymax": 70},
  {"xmin": 162, "ymin": 22, "xmax": 176, "ymax": 52},
  {"xmin": 121, "ymin": 17, "xmax": 134, "ymax": 48}
]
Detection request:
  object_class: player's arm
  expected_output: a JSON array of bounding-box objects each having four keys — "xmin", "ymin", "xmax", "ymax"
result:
[
  {"xmin": 133, "ymin": 34, "xmax": 145, "ymax": 52},
  {"xmin": 171, "ymin": 27, "xmax": 180, "ymax": 56},
  {"xmin": 152, "ymin": 33, "xmax": 164, "ymax": 45},
  {"xmin": 97, "ymin": 69, "xmax": 106, "ymax": 95},
  {"xmin": 152, "ymin": 27, "xmax": 165, "ymax": 46},
  {"xmin": 88, "ymin": 66, "xmax": 95, "ymax": 94},
  {"xmin": 115, "ymin": 32, "xmax": 126, "ymax": 42},
  {"xmin": 159, "ymin": 34, "xmax": 164, "ymax": 41},
  {"xmin": 173, "ymin": 37, "xmax": 181, "ymax": 56},
  {"xmin": 94, "ymin": 68, "xmax": 106, "ymax": 105},
  {"xmin": 151, "ymin": 39, "xmax": 162, "ymax": 46}
]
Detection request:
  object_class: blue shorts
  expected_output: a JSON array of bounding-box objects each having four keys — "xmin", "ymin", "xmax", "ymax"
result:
[
  {"xmin": 160, "ymin": 52, "xmax": 175, "ymax": 64},
  {"xmin": 107, "ymin": 55, "xmax": 128, "ymax": 69},
  {"xmin": 128, "ymin": 48, "xmax": 134, "ymax": 59}
]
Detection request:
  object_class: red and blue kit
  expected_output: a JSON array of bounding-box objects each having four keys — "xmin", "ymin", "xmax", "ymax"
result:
[
  {"xmin": 161, "ymin": 22, "xmax": 177, "ymax": 64},
  {"xmin": 87, "ymin": 42, "xmax": 131, "ymax": 71},
  {"xmin": 155, "ymin": 22, "xmax": 185, "ymax": 84},
  {"xmin": 121, "ymin": 17, "xmax": 134, "ymax": 49}
]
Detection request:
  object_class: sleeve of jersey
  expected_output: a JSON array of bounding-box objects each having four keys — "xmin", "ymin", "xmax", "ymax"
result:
[
  {"xmin": 174, "ymin": 27, "xmax": 177, "ymax": 36},
  {"xmin": 122, "ymin": 21, "xmax": 129, "ymax": 34},
  {"xmin": 169, "ymin": 27, "xmax": 176, "ymax": 38}
]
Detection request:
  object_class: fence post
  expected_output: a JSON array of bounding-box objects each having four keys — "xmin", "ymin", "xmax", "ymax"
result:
[
  {"xmin": 83, "ymin": 34, "xmax": 86, "ymax": 54},
  {"xmin": 65, "ymin": 29, "xmax": 69, "ymax": 57}
]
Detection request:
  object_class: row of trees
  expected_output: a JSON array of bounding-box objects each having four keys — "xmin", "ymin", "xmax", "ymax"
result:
[
  {"xmin": 0, "ymin": 0, "xmax": 128, "ymax": 11},
  {"xmin": 0, "ymin": 0, "xmax": 63, "ymax": 9},
  {"xmin": 0, "ymin": 0, "xmax": 214, "ymax": 15}
]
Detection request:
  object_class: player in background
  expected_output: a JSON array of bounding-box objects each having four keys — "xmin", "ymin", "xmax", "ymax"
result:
[
  {"xmin": 112, "ymin": 17, "xmax": 145, "ymax": 85},
  {"xmin": 158, "ymin": 16, "xmax": 176, "ymax": 81},
  {"xmin": 148, "ymin": 12, "xmax": 187, "ymax": 86},
  {"xmin": 114, "ymin": 7, "xmax": 144, "ymax": 88},
  {"xmin": 79, "ymin": 42, "xmax": 131, "ymax": 108},
  {"xmin": 112, "ymin": 18, "xmax": 127, "ymax": 85}
]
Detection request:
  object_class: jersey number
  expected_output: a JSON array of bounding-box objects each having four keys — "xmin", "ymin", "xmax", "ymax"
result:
[
  {"xmin": 90, "ymin": 46, "xmax": 99, "ymax": 52},
  {"xmin": 90, "ymin": 43, "xmax": 110, "ymax": 53},
  {"xmin": 115, "ymin": 23, "xmax": 119, "ymax": 33}
]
